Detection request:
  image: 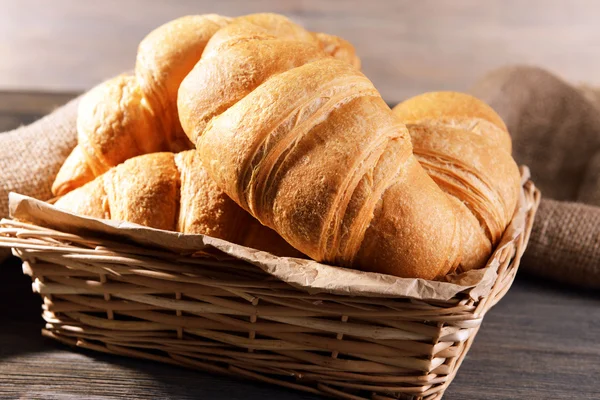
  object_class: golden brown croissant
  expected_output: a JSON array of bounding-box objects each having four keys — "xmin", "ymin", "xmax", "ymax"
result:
[
  {"xmin": 54, "ymin": 151, "xmax": 302, "ymax": 258},
  {"xmin": 393, "ymin": 92, "xmax": 521, "ymax": 272},
  {"xmin": 52, "ymin": 13, "xmax": 360, "ymax": 197},
  {"xmin": 179, "ymin": 32, "xmax": 520, "ymax": 279}
]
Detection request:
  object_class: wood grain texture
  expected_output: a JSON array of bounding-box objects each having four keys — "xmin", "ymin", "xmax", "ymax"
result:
[
  {"xmin": 1, "ymin": 96, "xmax": 599, "ymax": 399},
  {"xmin": 1, "ymin": 1, "xmax": 600, "ymax": 103}
]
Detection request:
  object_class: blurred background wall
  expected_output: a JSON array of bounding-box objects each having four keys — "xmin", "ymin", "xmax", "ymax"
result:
[{"xmin": 0, "ymin": 0, "xmax": 598, "ymax": 104}]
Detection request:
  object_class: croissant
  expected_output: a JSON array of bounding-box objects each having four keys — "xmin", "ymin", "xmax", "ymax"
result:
[
  {"xmin": 51, "ymin": 13, "xmax": 360, "ymax": 196},
  {"xmin": 54, "ymin": 151, "xmax": 302, "ymax": 258},
  {"xmin": 392, "ymin": 92, "xmax": 521, "ymax": 272},
  {"xmin": 178, "ymin": 26, "xmax": 520, "ymax": 279}
]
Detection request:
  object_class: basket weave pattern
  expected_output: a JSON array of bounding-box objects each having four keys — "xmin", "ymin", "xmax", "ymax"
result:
[{"xmin": 0, "ymin": 179, "xmax": 539, "ymax": 400}]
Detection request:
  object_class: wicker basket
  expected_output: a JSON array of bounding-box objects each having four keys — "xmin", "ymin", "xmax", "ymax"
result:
[{"xmin": 0, "ymin": 171, "xmax": 539, "ymax": 400}]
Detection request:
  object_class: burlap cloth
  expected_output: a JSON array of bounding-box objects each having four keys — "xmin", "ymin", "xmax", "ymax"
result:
[
  {"xmin": 1, "ymin": 66, "xmax": 599, "ymax": 289},
  {"xmin": 0, "ymin": 96, "xmax": 80, "ymax": 260},
  {"xmin": 472, "ymin": 66, "xmax": 600, "ymax": 289}
]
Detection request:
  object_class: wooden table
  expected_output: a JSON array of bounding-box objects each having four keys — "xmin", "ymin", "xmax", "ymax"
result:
[{"xmin": 1, "ymin": 93, "xmax": 599, "ymax": 400}]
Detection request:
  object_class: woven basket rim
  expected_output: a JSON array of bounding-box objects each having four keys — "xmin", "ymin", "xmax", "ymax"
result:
[{"xmin": 1, "ymin": 167, "xmax": 539, "ymax": 302}]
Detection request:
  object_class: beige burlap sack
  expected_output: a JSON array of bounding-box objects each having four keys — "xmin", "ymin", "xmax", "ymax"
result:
[
  {"xmin": 526, "ymin": 199, "xmax": 600, "ymax": 288},
  {"xmin": 472, "ymin": 66, "xmax": 600, "ymax": 289},
  {"xmin": 0, "ymin": 97, "xmax": 80, "ymax": 261}
]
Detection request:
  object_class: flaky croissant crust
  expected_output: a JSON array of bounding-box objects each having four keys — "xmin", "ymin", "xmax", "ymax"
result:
[
  {"xmin": 54, "ymin": 151, "xmax": 302, "ymax": 258},
  {"xmin": 51, "ymin": 13, "xmax": 360, "ymax": 197},
  {"xmin": 178, "ymin": 19, "xmax": 520, "ymax": 279}
]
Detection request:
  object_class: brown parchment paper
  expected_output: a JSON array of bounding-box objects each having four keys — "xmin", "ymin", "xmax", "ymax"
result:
[{"xmin": 8, "ymin": 181, "xmax": 527, "ymax": 302}]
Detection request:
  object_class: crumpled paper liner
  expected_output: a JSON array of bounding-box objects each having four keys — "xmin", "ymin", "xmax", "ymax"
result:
[{"xmin": 8, "ymin": 181, "xmax": 528, "ymax": 301}]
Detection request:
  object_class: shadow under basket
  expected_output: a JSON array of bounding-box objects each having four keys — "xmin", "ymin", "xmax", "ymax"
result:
[{"xmin": 0, "ymin": 172, "xmax": 539, "ymax": 400}]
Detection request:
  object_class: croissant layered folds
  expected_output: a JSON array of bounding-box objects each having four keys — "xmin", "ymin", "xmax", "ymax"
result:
[
  {"xmin": 54, "ymin": 151, "xmax": 302, "ymax": 257},
  {"xmin": 52, "ymin": 13, "xmax": 520, "ymax": 280},
  {"xmin": 393, "ymin": 92, "xmax": 521, "ymax": 271},
  {"xmin": 178, "ymin": 20, "xmax": 520, "ymax": 279},
  {"xmin": 52, "ymin": 13, "xmax": 360, "ymax": 196}
]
